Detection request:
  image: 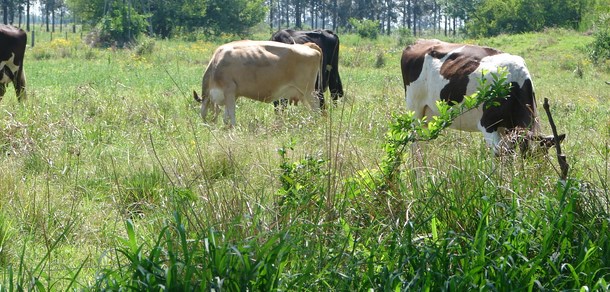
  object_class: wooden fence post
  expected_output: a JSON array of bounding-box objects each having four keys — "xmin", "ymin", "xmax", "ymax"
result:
[{"xmin": 543, "ymin": 98, "xmax": 569, "ymax": 180}]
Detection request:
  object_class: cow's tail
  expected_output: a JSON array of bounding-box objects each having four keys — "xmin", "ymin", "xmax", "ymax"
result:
[
  {"xmin": 300, "ymin": 43, "xmax": 324, "ymax": 109},
  {"xmin": 317, "ymin": 47, "xmax": 324, "ymax": 96},
  {"xmin": 15, "ymin": 64, "xmax": 26, "ymax": 101},
  {"xmin": 308, "ymin": 43, "xmax": 324, "ymax": 97}
]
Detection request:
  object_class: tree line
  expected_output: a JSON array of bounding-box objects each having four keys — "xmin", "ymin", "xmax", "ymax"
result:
[{"xmin": 1, "ymin": 0, "xmax": 607, "ymax": 43}]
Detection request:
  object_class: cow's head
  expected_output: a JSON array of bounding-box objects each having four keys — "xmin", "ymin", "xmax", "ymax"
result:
[
  {"xmin": 193, "ymin": 90, "xmax": 221, "ymax": 123},
  {"xmin": 499, "ymin": 128, "xmax": 566, "ymax": 157}
]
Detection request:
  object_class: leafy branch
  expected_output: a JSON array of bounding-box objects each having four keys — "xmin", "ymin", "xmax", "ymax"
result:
[{"xmin": 380, "ymin": 68, "xmax": 511, "ymax": 189}]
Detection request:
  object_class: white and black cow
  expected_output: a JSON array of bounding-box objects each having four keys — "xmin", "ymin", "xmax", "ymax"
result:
[
  {"xmin": 271, "ymin": 29, "xmax": 344, "ymax": 109},
  {"xmin": 401, "ymin": 39, "xmax": 563, "ymax": 155},
  {"xmin": 193, "ymin": 40, "xmax": 322, "ymax": 126},
  {"xmin": 0, "ymin": 25, "xmax": 27, "ymax": 101}
]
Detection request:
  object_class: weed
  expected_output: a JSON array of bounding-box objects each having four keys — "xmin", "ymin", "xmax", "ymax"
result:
[{"xmin": 2, "ymin": 29, "xmax": 609, "ymax": 290}]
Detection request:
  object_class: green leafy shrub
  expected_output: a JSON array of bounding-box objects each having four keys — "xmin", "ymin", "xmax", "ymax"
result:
[
  {"xmin": 276, "ymin": 141, "xmax": 327, "ymax": 212},
  {"xmin": 134, "ymin": 37, "xmax": 156, "ymax": 56},
  {"xmin": 94, "ymin": 1, "xmax": 150, "ymax": 47},
  {"xmin": 378, "ymin": 68, "xmax": 511, "ymax": 188},
  {"xmin": 397, "ymin": 27, "xmax": 414, "ymax": 46},
  {"xmin": 349, "ymin": 18, "xmax": 380, "ymax": 39},
  {"xmin": 587, "ymin": 14, "xmax": 610, "ymax": 64}
]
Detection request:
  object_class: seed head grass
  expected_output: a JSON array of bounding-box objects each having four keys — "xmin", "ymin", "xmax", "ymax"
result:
[{"xmin": 0, "ymin": 29, "xmax": 607, "ymax": 290}]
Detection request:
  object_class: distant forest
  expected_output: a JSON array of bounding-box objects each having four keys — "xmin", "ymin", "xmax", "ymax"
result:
[{"xmin": 1, "ymin": 0, "xmax": 609, "ymax": 41}]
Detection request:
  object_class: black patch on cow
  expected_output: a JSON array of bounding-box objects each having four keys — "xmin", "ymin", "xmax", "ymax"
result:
[
  {"xmin": 402, "ymin": 40, "xmax": 505, "ymax": 91},
  {"xmin": 480, "ymin": 79, "xmax": 536, "ymax": 133},
  {"xmin": 271, "ymin": 29, "xmax": 344, "ymax": 108}
]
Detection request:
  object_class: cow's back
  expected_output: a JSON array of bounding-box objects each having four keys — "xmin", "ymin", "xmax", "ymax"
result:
[
  {"xmin": 271, "ymin": 29, "xmax": 344, "ymax": 103},
  {"xmin": 401, "ymin": 39, "xmax": 541, "ymax": 152},
  {"xmin": 206, "ymin": 40, "xmax": 321, "ymax": 103},
  {"xmin": 0, "ymin": 25, "xmax": 26, "ymax": 65}
]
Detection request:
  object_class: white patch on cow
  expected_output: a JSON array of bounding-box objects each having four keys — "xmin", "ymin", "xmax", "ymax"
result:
[
  {"xmin": 209, "ymin": 88, "xmax": 226, "ymax": 105},
  {"xmin": 405, "ymin": 46, "xmax": 536, "ymax": 154},
  {"xmin": 0, "ymin": 53, "xmax": 20, "ymax": 83},
  {"xmin": 477, "ymin": 54, "xmax": 530, "ymax": 87},
  {"xmin": 478, "ymin": 122, "xmax": 502, "ymax": 148},
  {"xmin": 405, "ymin": 49, "xmax": 453, "ymax": 119}
]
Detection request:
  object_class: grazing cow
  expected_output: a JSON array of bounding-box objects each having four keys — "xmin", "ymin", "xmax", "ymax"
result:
[
  {"xmin": 401, "ymin": 39, "xmax": 563, "ymax": 155},
  {"xmin": 0, "ymin": 24, "xmax": 27, "ymax": 101},
  {"xmin": 193, "ymin": 40, "xmax": 322, "ymax": 126},
  {"xmin": 271, "ymin": 29, "xmax": 344, "ymax": 109},
  {"xmin": 0, "ymin": 25, "xmax": 27, "ymax": 101}
]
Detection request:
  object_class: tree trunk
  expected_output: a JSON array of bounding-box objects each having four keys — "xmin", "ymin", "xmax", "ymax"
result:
[
  {"xmin": 60, "ymin": 7, "xmax": 63, "ymax": 33},
  {"xmin": 26, "ymin": 0, "xmax": 30, "ymax": 31},
  {"xmin": 453, "ymin": 17, "xmax": 457, "ymax": 36},
  {"xmin": 386, "ymin": 0, "xmax": 392, "ymax": 35},
  {"xmin": 269, "ymin": 0, "xmax": 275, "ymax": 30},
  {"xmin": 18, "ymin": 5, "xmax": 23, "ymax": 27},
  {"xmin": 320, "ymin": 0, "xmax": 324, "ymax": 29},
  {"xmin": 408, "ymin": 0, "xmax": 413, "ymax": 35},
  {"xmin": 295, "ymin": 0, "xmax": 301, "ymax": 29},
  {"xmin": 46, "ymin": 4, "xmax": 50, "ymax": 32},
  {"xmin": 310, "ymin": 0, "xmax": 314, "ymax": 28},
  {"xmin": 412, "ymin": 0, "xmax": 417, "ymax": 36},
  {"xmin": 52, "ymin": 6, "xmax": 55, "ymax": 33},
  {"xmin": 332, "ymin": 0, "xmax": 337, "ymax": 31},
  {"xmin": 402, "ymin": 0, "xmax": 406, "ymax": 28},
  {"xmin": 284, "ymin": 0, "xmax": 290, "ymax": 27},
  {"xmin": 2, "ymin": 0, "xmax": 8, "ymax": 24},
  {"xmin": 444, "ymin": 8, "xmax": 448, "ymax": 36}
]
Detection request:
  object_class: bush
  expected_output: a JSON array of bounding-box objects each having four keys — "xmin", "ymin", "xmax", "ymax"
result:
[
  {"xmin": 94, "ymin": 1, "xmax": 150, "ymax": 47},
  {"xmin": 587, "ymin": 14, "xmax": 610, "ymax": 64},
  {"xmin": 349, "ymin": 18, "xmax": 380, "ymax": 39},
  {"xmin": 134, "ymin": 37, "xmax": 156, "ymax": 56},
  {"xmin": 397, "ymin": 27, "xmax": 414, "ymax": 47}
]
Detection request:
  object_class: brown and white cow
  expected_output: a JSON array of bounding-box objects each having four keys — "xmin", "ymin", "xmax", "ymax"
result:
[
  {"xmin": 0, "ymin": 25, "xmax": 27, "ymax": 101},
  {"xmin": 193, "ymin": 40, "xmax": 322, "ymax": 126},
  {"xmin": 401, "ymin": 39, "xmax": 563, "ymax": 155}
]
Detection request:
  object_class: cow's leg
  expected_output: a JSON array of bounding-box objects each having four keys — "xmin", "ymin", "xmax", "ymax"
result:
[
  {"xmin": 0, "ymin": 84, "xmax": 5, "ymax": 99},
  {"xmin": 313, "ymin": 77, "xmax": 326, "ymax": 109},
  {"xmin": 317, "ymin": 89, "xmax": 325, "ymax": 109},
  {"xmin": 303, "ymin": 90, "xmax": 320, "ymax": 112},
  {"xmin": 223, "ymin": 94, "xmax": 237, "ymax": 127},
  {"xmin": 15, "ymin": 68, "xmax": 26, "ymax": 101},
  {"xmin": 329, "ymin": 68, "xmax": 344, "ymax": 104},
  {"xmin": 478, "ymin": 125, "xmax": 503, "ymax": 156}
]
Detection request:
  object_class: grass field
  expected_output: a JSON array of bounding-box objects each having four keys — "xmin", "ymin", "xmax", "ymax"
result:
[{"xmin": 0, "ymin": 27, "xmax": 609, "ymax": 290}]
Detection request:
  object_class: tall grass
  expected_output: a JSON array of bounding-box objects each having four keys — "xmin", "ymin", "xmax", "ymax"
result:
[{"xmin": 0, "ymin": 29, "xmax": 608, "ymax": 290}]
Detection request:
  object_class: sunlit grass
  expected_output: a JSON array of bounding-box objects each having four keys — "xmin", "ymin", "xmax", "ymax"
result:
[{"xmin": 0, "ymin": 28, "xmax": 608, "ymax": 289}]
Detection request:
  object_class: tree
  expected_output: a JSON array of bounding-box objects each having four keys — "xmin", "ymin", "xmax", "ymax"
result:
[
  {"xmin": 203, "ymin": 0, "xmax": 266, "ymax": 37},
  {"xmin": 465, "ymin": 0, "xmax": 588, "ymax": 37},
  {"xmin": 147, "ymin": 0, "xmax": 207, "ymax": 38},
  {"xmin": 94, "ymin": 0, "xmax": 149, "ymax": 45},
  {"xmin": 294, "ymin": 0, "xmax": 302, "ymax": 28},
  {"xmin": 65, "ymin": 0, "xmax": 106, "ymax": 27},
  {"xmin": 2, "ymin": 0, "xmax": 13, "ymax": 24}
]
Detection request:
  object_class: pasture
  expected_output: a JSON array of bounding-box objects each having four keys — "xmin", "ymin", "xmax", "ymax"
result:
[{"xmin": 0, "ymin": 28, "xmax": 609, "ymax": 290}]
